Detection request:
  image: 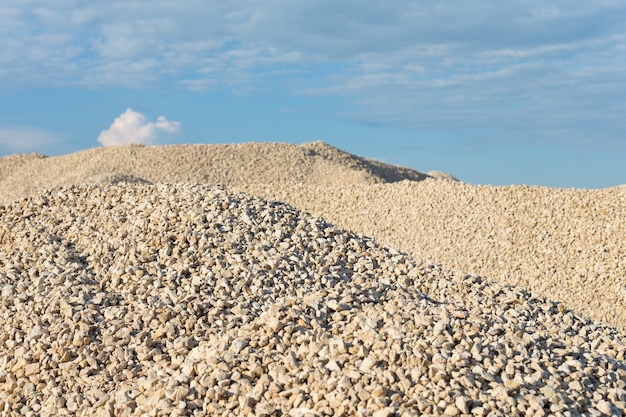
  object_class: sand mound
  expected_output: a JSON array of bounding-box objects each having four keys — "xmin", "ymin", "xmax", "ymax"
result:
[
  {"xmin": 0, "ymin": 142, "xmax": 444, "ymax": 205},
  {"xmin": 1, "ymin": 183, "xmax": 625, "ymax": 416}
]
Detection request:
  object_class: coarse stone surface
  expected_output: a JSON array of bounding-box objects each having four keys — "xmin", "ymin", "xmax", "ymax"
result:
[
  {"xmin": 1, "ymin": 183, "xmax": 625, "ymax": 416},
  {"xmin": 1, "ymin": 142, "xmax": 624, "ymax": 333},
  {"xmin": 240, "ymin": 181, "xmax": 626, "ymax": 333},
  {"xmin": 0, "ymin": 142, "xmax": 440, "ymax": 205}
]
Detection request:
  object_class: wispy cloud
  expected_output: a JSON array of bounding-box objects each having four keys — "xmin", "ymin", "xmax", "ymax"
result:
[
  {"xmin": 1, "ymin": 1, "xmax": 626, "ymax": 150},
  {"xmin": 97, "ymin": 109, "xmax": 181, "ymax": 146},
  {"xmin": 0, "ymin": 127, "xmax": 64, "ymax": 154}
]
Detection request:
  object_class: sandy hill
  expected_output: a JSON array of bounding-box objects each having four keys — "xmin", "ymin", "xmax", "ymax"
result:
[{"xmin": 0, "ymin": 141, "xmax": 448, "ymax": 205}]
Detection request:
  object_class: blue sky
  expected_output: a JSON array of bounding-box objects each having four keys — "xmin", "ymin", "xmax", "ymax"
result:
[{"xmin": 1, "ymin": 0, "xmax": 625, "ymax": 188}]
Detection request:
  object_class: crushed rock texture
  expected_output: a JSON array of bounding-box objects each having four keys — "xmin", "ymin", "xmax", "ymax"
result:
[
  {"xmin": 1, "ymin": 183, "xmax": 625, "ymax": 417},
  {"xmin": 0, "ymin": 142, "xmax": 440, "ymax": 205},
  {"xmin": 240, "ymin": 181, "xmax": 626, "ymax": 333},
  {"xmin": 1, "ymin": 142, "xmax": 624, "ymax": 331}
]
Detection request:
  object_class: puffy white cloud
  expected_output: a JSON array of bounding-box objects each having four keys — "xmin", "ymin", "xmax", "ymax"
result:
[{"xmin": 97, "ymin": 109, "xmax": 181, "ymax": 147}]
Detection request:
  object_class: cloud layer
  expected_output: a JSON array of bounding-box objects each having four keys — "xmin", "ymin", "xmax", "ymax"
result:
[
  {"xmin": 0, "ymin": 127, "xmax": 64, "ymax": 153},
  {"xmin": 97, "ymin": 109, "xmax": 181, "ymax": 147},
  {"xmin": 1, "ymin": 1, "xmax": 626, "ymax": 150}
]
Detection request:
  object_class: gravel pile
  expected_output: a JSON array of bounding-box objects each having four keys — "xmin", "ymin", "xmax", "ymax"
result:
[
  {"xmin": 0, "ymin": 142, "xmax": 440, "ymax": 205},
  {"xmin": 240, "ymin": 181, "xmax": 626, "ymax": 333},
  {"xmin": 1, "ymin": 142, "xmax": 624, "ymax": 332},
  {"xmin": 1, "ymin": 183, "xmax": 625, "ymax": 417}
]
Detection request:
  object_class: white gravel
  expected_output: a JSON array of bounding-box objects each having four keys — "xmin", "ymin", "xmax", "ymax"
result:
[
  {"xmin": 1, "ymin": 142, "xmax": 625, "ymax": 416},
  {"xmin": 0, "ymin": 183, "xmax": 625, "ymax": 417},
  {"xmin": 0, "ymin": 142, "xmax": 437, "ymax": 205},
  {"xmin": 240, "ymin": 180, "xmax": 626, "ymax": 333}
]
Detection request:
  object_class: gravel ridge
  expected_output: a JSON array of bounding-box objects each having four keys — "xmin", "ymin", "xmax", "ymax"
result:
[
  {"xmin": 240, "ymin": 181, "xmax": 626, "ymax": 333},
  {"xmin": 1, "ymin": 183, "xmax": 625, "ymax": 416},
  {"xmin": 1, "ymin": 142, "xmax": 624, "ymax": 333},
  {"xmin": 0, "ymin": 142, "xmax": 443, "ymax": 205}
]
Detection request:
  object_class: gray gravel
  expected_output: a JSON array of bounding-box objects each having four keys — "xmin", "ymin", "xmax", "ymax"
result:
[{"xmin": 1, "ymin": 183, "xmax": 625, "ymax": 416}]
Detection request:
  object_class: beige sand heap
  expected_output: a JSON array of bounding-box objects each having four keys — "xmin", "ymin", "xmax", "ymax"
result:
[
  {"xmin": 0, "ymin": 142, "xmax": 445, "ymax": 205},
  {"xmin": 1, "ymin": 183, "xmax": 625, "ymax": 416}
]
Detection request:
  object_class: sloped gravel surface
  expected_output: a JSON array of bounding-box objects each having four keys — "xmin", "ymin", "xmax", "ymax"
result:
[
  {"xmin": 0, "ymin": 142, "xmax": 439, "ymax": 206},
  {"xmin": 240, "ymin": 181, "xmax": 626, "ymax": 333},
  {"xmin": 1, "ymin": 183, "xmax": 625, "ymax": 417}
]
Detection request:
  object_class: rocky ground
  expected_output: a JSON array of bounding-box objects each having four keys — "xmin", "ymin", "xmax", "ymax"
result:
[
  {"xmin": 240, "ymin": 180, "xmax": 626, "ymax": 333},
  {"xmin": 1, "ymin": 142, "xmax": 625, "ymax": 416},
  {"xmin": 0, "ymin": 183, "xmax": 625, "ymax": 416},
  {"xmin": 0, "ymin": 142, "xmax": 444, "ymax": 205},
  {"xmin": 1, "ymin": 142, "xmax": 623, "ymax": 331}
]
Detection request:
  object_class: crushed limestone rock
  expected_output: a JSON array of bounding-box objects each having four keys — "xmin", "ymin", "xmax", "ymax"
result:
[
  {"xmin": 0, "ymin": 142, "xmax": 445, "ymax": 206},
  {"xmin": 1, "ymin": 183, "xmax": 625, "ymax": 416},
  {"xmin": 240, "ymin": 180, "xmax": 626, "ymax": 333}
]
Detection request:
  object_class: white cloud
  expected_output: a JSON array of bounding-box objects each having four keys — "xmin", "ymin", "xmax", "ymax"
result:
[
  {"xmin": 97, "ymin": 109, "xmax": 181, "ymax": 147},
  {"xmin": 0, "ymin": 127, "xmax": 64, "ymax": 154},
  {"xmin": 2, "ymin": 1, "xmax": 624, "ymax": 90},
  {"xmin": 1, "ymin": 1, "xmax": 626, "ymax": 150}
]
